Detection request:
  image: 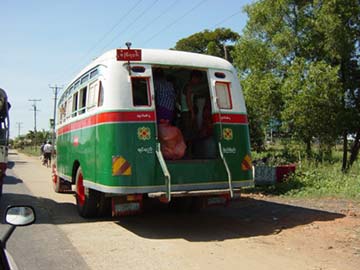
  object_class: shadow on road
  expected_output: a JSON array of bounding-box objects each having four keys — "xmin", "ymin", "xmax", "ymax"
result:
[
  {"xmin": 7, "ymin": 161, "xmax": 27, "ymax": 169},
  {"xmin": 0, "ymin": 189, "xmax": 345, "ymax": 242},
  {"xmin": 116, "ymin": 197, "xmax": 344, "ymax": 241},
  {"xmin": 3, "ymin": 176, "xmax": 23, "ymax": 185}
]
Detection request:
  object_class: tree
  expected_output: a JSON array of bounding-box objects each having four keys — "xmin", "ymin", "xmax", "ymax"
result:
[
  {"xmin": 174, "ymin": 28, "xmax": 240, "ymax": 62},
  {"xmin": 232, "ymin": 0, "xmax": 360, "ymax": 167}
]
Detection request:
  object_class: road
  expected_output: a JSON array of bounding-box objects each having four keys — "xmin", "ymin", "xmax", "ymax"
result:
[{"xmin": 0, "ymin": 150, "xmax": 359, "ymax": 270}]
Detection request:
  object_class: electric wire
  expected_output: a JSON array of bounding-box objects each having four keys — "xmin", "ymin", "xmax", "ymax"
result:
[
  {"xmin": 57, "ymin": 0, "xmax": 144, "ymax": 82},
  {"xmin": 99, "ymin": 0, "xmax": 160, "ymax": 52},
  {"xmin": 141, "ymin": 0, "xmax": 208, "ymax": 46},
  {"xmin": 127, "ymin": 0, "xmax": 178, "ymax": 41},
  {"xmin": 212, "ymin": 9, "xmax": 243, "ymax": 28}
]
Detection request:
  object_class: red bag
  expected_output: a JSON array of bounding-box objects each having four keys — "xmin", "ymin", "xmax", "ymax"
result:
[{"xmin": 158, "ymin": 121, "xmax": 186, "ymax": 160}]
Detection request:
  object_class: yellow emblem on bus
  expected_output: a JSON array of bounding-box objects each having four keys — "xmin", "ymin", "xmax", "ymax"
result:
[
  {"xmin": 137, "ymin": 127, "xmax": 151, "ymax": 140},
  {"xmin": 223, "ymin": 128, "xmax": 233, "ymax": 141},
  {"xmin": 112, "ymin": 156, "xmax": 132, "ymax": 176}
]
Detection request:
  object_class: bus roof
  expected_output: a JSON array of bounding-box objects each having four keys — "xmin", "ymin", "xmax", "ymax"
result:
[{"xmin": 66, "ymin": 49, "xmax": 234, "ymax": 89}]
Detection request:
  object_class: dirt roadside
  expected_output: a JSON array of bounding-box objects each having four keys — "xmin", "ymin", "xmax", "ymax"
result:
[{"xmin": 8, "ymin": 151, "xmax": 360, "ymax": 270}]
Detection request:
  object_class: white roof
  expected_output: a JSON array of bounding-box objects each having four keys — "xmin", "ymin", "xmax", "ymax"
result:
[{"xmin": 70, "ymin": 49, "xmax": 234, "ymax": 85}]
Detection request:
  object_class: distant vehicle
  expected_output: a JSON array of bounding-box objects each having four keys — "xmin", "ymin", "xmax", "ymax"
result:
[
  {"xmin": 53, "ymin": 48, "xmax": 253, "ymax": 218},
  {"xmin": 0, "ymin": 88, "xmax": 10, "ymax": 197}
]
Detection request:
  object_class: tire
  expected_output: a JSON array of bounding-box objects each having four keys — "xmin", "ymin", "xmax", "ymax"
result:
[
  {"xmin": 97, "ymin": 192, "xmax": 112, "ymax": 218},
  {"xmin": 52, "ymin": 162, "xmax": 61, "ymax": 193},
  {"xmin": 52, "ymin": 162, "xmax": 70, "ymax": 193},
  {"xmin": 75, "ymin": 167, "xmax": 99, "ymax": 218}
]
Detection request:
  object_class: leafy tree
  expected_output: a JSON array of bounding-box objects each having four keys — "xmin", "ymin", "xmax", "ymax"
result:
[
  {"xmin": 174, "ymin": 28, "xmax": 240, "ymax": 62},
  {"xmin": 233, "ymin": 0, "xmax": 360, "ymax": 168}
]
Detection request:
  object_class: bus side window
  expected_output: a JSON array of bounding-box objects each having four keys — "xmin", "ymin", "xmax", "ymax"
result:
[
  {"xmin": 66, "ymin": 97, "xmax": 72, "ymax": 119},
  {"xmin": 79, "ymin": 87, "xmax": 87, "ymax": 114},
  {"xmin": 87, "ymin": 81, "xmax": 98, "ymax": 110},
  {"xmin": 131, "ymin": 77, "xmax": 150, "ymax": 106},
  {"xmin": 72, "ymin": 92, "xmax": 78, "ymax": 117},
  {"xmin": 215, "ymin": 81, "xmax": 232, "ymax": 109},
  {"xmin": 98, "ymin": 81, "xmax": 104, "ymax": 107}
]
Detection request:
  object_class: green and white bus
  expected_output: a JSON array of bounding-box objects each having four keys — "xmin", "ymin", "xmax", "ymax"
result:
[{"xmin": 53, "ymin": 48, "xmax": 253, "ymax": 217}]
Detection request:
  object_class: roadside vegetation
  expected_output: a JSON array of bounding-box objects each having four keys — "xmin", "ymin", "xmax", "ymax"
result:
[
  {"xmin": 175, "ymin": 0, "xmax": 360, "ymax": 200},
  {"xmin": 246, "ymin": 141, "xmax": 360, "ymax": 200},
  {"xmin": 10, "ymin": 0, "xmax": 360, "ymax": 200}
]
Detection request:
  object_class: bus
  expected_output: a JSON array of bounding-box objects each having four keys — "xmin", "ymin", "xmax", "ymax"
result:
[
  {"xmin": 53, "ymin": 48, "xmax": 253, "ymax": 217},
  {"xmin": 0, "ymin": 88, "xmax": 10, "ymax": 196}
]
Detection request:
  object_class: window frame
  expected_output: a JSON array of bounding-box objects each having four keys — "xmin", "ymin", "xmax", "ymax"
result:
[
  {"xmin": 72, "ymin": 92, "xmax": 79, "ymax": 117},
  {"xmin": 215, "ymin": 81, "xmax": 233, "ymax": 110},
  {"xmin": 131, "ymin": 76, "xmax": 151, "ymax": 107}
]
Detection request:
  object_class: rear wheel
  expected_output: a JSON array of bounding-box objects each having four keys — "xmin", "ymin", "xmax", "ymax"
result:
[
  {"xmin": 97, "ymin": 192, "xmax": 112, "ymax": 217},
  {"xmin": 52, "ymin": 162, "xmax": 71, "ymax": 193},
  {"xmin": 75, "ymin": 167, "xmax": 99, "ymax": 218}
]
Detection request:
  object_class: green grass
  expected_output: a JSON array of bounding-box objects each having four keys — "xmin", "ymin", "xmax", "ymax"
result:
[
  {"xmin": 245, "ymin": 160, "xmax": 360, "ymax": 200},
  {"xmin": 18, "ymin": 146, "xmax": 41, "ymax": 157}
]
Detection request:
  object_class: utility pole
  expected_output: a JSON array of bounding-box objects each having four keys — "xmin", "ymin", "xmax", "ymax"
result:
[
  {"xmin": 16, "ymin": 122, "xmax": 23, "ymax": 137},
  {"xmin": 29, "ymin": 99, "xmax": 41, "ymax": 133},
  {"xmin": 49, "ymin": 84, "xmax": 62, "ymax": 144}
]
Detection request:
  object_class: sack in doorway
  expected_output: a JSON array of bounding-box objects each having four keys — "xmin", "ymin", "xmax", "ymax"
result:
[{"xmin": 158, "ymin": 120, "xmax": 186, "ymax": 160}]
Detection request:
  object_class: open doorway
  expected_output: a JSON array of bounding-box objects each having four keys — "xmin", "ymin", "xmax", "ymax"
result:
[{"xmin": 152, "ymin": 67, "xmax": 218, "ymax": 160}]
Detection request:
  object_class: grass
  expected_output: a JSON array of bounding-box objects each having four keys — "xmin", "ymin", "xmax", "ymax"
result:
[
  {"xmin": 18, "ymin": 146, "xmax": 41, "ymax": 157},
  {"xmin": 245, "ymin": 158, "xmax": 360, "ymax": 200}
]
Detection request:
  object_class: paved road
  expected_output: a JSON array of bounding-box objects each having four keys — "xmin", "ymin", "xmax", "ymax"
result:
[
  {"xmin": 0, "ymin": 151, "xmax": 90, "ymax": 270},
  {"xmin": 0, "ymin": 150, "xmax": 358, "ymax": 270}
]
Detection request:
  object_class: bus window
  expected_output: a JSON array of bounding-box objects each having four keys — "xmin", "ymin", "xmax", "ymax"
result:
[
  {"xmin": 79, "ymin": 87, "xmax": 87, "ymax": 114},
  {"xmin": 87, "ymin": 81, "xmax": 98, "ymax": 109},
  {"xmin": 72, "ymin": 92, "xmax": 78, "ymax": 117},
  {"xmin": 215, "ymin": 82, "xmax": 232, "ymax": 109},
  {"xmin": 131, "ymin": 77, "xmax": 150, "ymax": 106},
  {"xmin": 66, "ymin": 97, "xmax": 72, "ymax": 119},
  {"xmin": 81, "ymin": 75, "xmax": 89, "ymax": 84},
  {"xmin": 98, "ymin": 81, "xmax": 104, "ymax": 107}
]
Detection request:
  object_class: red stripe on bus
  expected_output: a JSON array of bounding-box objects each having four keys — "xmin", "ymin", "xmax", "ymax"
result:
[
  {"xmin": 57, "ymin": 111, "xmax": 156, "ymax": 135},
  {"xmin": 212, "ymin": 113, "xmax": 248, "ymax": 124}
]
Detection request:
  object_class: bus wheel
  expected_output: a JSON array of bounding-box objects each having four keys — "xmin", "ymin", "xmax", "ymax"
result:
[
  {"xmin": 52, "ymin": 163, "xmax": 70, "ymax": 193},
  {"xmin": 97, "ymin": 192, "xmax": 111, "ymax": 217},
  {"xmin": 75, "ymin": 167, "xmax": 98, "ymax": 218}
]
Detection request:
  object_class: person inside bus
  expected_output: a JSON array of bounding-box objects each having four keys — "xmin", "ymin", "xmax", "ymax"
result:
[
  {"xmin": 153, "ymin": 68, "xmax": 176, "ymax": 123},
  {"xmin": 181, "ymin": 70, "xmax": 204, "ymax": 157}
]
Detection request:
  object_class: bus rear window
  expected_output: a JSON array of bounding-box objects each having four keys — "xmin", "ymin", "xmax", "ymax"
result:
[
  {"xmin": 132, "ymin": 77, "xmax": 150, "ymax": 106},
  {"xmin": 215, "ymin": 82, "xmax": 232, "ymax": 109}
]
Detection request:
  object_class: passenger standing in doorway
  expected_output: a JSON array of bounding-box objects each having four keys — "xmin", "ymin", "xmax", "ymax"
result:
[
  {"xmin": 153, "ymin": 68, "xmax": 176, "ymax": 123},
  {"xmin": 181, "ymin": 70, "xmax": 203, "ymax": 156}
]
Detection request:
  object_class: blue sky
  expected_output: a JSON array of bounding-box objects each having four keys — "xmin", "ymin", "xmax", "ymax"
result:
[{"xmin": 0, "ymin": 0, "xmax": 252, "ymax": 139}]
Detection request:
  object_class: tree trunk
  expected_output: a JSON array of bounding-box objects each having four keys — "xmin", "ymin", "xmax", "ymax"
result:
[
  {"xmin": 348, "ymin": 129, "xmax": 360, "ymax": 168},
  {"xmin": 342, "ymin": 131, "xmax": 348, "ymax": 171},
  {"xmin": 305, "ymin": 139, "xmax": 311, "ymax": 158}
]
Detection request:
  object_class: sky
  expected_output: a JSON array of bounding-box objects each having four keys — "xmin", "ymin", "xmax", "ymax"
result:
[{"xmin": 0, "ymin": 0, "xmax": 253, "ymax": 139}]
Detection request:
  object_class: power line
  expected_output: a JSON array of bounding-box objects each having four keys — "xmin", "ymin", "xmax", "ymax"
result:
[
  {"xmin": 128, "ymin": 0, "xmax": 178, "ymax": 42},
  {"xmin": 57, "ymin": 0, "xmax": 144, "ymax": 82},
  {"xmin": 212, "ymin": 9, "xmax": 243, "ymax": 28},
  {"xmin": 142, "ymin": 0, "xmax": 208, "ymax": 46},
  {"xmin": 99, "ymin": 0, "xmax": 160, "ymax": 52}
]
